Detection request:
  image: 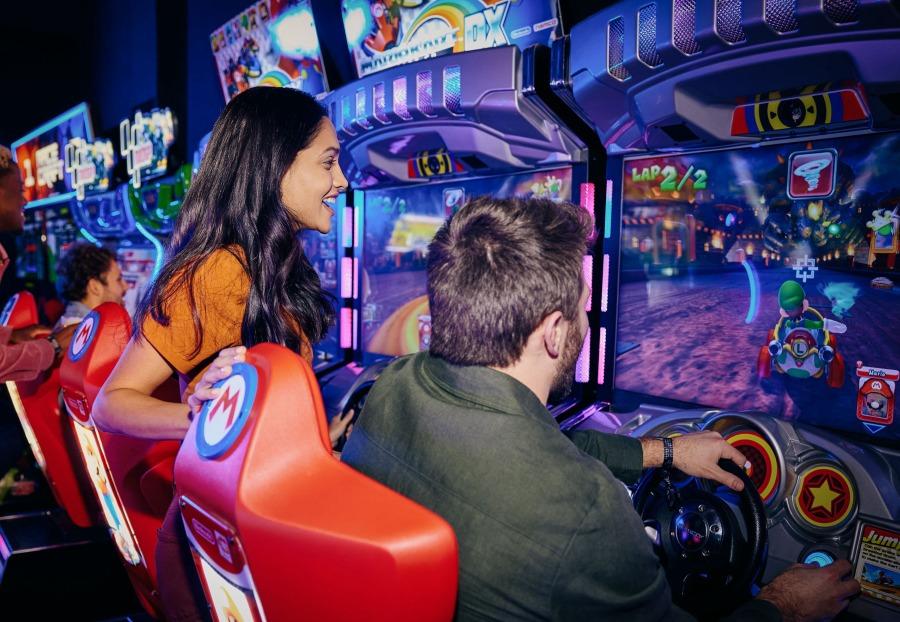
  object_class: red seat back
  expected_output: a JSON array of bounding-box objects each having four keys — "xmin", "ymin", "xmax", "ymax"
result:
[
  {"xmin": 175, "ymin": 343, "xmax": 458, "ymax": 622},
  {"xmin": 59, "ymin": 302, "xmax": 179, "ymax": 619},
  {"xmin": 1, "ymin": 291, "xmax": 97, "ymax": 527}
]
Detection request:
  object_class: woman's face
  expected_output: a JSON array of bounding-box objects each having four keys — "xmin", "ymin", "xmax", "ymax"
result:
[{"xmin": 281, "ymin": 118, "xmax": 348, "ymax": 234}]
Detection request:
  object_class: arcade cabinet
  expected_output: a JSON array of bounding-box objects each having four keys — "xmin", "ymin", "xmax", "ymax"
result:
[
  {"xmin": 317, "ymin": 0, "xmax": 605, "ymax": 424},
  {"xmin": 558, "ymin": 2, "xmax": 900, "ymax": 620}
]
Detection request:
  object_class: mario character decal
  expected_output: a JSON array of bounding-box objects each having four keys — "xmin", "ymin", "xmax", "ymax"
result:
[
  {"xmin": 757, "ymin": 280, "xmax": 846, "ymax": 388},
  {"xmin": 855, "ymin": 363, "xmax": 897, "ymax": 434},
  {"xmin": 366, "ymin": 0, "xmax": 402, "ymax": 52}
]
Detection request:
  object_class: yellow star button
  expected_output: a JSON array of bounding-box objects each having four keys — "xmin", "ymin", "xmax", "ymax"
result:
[{"xmin": 809, "ymin": 479, "xmax": 841, "ymax": 512}]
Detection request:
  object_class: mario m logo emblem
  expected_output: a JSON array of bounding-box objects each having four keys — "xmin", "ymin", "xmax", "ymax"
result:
[{"xmin": 197, "ymin": 364, "xmax": 258, "ymax": 459}]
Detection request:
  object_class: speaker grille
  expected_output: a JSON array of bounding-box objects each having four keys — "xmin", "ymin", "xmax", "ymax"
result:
[
  {"xmin": 716, "ymin": 0, "xmax": 746, "ymax": 43},
  {"xmin": 608, "ymin": 16, "xmax": 631, "ymax": 80},
  {"xmin": 824, "ymin": 0, "xmax": 860, "ymax": 23},
  {"xmin": 673, "ymin": 0, "xmax": 701, "ymax": 55},
  {"xmin": 764, "ymin": 0, "xmax": 798, "ymax": 33},
  {"xmin": 638, "ymin": 4, "xmax": 663, "ymax": 67}
]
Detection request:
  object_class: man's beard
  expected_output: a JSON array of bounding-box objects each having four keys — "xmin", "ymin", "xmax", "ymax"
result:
[{"xmin": 548, "ymin": 321, "xmax": 585, "ymax": 403}]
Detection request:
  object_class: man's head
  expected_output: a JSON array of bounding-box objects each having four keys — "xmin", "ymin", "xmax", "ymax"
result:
[
  {"xmin": 427, "ymin": 196, "xmax": 592, "ymax": 400},
  {"xmin": 56, "ymin": 243, "xmax": 127, "ymax": 307},
  {"xmin": 0, "ymin": 146, "xmax": 26, "ymax": 233}
]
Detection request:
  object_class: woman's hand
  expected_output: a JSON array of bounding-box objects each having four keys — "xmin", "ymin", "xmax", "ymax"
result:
[
  {"xmin": 187, "ymin": 346, "xmax": 247, "ymax": 418},
  {"xmin": 329, "ymin": 409, "xmax": 354, "ymax": 448}
]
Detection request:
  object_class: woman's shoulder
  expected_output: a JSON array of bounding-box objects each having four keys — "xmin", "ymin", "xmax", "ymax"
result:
[{"xmin": 197, "ymin": 246, "xmax": 249, "ymax": 283}]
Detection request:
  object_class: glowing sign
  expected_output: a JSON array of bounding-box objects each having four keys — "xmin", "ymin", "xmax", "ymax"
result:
[{"xmin": 120, "ymin": 108, "xmax": 176, "ymax": 189}]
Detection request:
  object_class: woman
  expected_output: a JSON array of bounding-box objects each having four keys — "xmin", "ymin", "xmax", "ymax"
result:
[{"xmin": 94, "ymin": 87, "xmax": 351, "ymax": 621}]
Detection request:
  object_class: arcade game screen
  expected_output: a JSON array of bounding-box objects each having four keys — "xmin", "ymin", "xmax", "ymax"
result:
[
  {"xmin": 12, "ymin": 102, "xmax": 93, "ymax": 207},
  {"xmin": 362, "ymin": 167, "xmax": 572, "ymax": 358},
  {"xmin": 614, "ymin": 132, "xmax": 899, "ymax": 443},
  {"xmin": 341, "ymin": 0, "xmax": 560, "ymax": 78},
  {"xmin": 210, "ymin": 0, "xmax": 327, "ymax": 102}
]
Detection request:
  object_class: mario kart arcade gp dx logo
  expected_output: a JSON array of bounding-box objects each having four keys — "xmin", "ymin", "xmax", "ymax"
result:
[{"xmin": 342, "ymin": 0, "xmax": 559, "ymax": 77}]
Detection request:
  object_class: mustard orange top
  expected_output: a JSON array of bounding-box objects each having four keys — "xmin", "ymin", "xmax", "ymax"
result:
[{"xmin": 141, "ymin": 247, "xmax": 312, "ymax": 397}]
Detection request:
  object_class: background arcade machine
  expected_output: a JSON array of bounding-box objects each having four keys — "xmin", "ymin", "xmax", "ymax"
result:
[
  {"xmin": 558, "ymin": 1, "xmax": 900, "ymax": 620},
  {"xmin": 317, "ymin": 0, "xmax": 607, "ymax": 425},
  {"xmin": 120, "ymin": 106, "xmax": 190, "ymax": 298},
  {"xmin": 208, "ymin": 0, "xmax": 344, "ymax": 374},
  {"xmin": 9, "ymin": 103, "xmax": 99, "ymax": 324}
]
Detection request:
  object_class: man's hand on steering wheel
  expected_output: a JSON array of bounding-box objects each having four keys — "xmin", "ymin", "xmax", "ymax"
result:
[{"xmin": 641, "ymin": 431, "xmax": 751, "ymax": 491}]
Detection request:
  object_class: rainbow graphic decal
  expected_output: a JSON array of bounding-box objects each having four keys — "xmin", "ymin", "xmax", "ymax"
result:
[{"xmin": 257, "ymin": 70, "xmax": 291, "ymax": 87}]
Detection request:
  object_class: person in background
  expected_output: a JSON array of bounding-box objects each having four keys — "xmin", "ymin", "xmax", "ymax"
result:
[
  {"xmin": 54, "ymin": 242, "xmax": 127, "ymax": 329},
  {"xmin": 0, "ymin": 145, "xmax": 74, "ymax": 380}
]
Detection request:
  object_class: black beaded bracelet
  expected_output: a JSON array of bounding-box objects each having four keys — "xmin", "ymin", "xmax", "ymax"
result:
[{"xmin": 660, "ymin": 436, "xmax": 674, "ymax": 469}]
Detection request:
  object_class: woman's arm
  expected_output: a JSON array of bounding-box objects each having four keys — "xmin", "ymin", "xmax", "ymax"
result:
[{"xmin": 93, "ymin": 338, "xmax": 192, "ymax": 440}]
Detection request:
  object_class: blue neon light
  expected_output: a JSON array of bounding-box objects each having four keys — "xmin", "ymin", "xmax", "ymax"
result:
[
  {"xmin": 741, "ymin": 259, "xmax": 760, "ymax": 324},
  {"xmin": 78, "ymin": 227, "xmax": 102, "ymax": 247},
  {"xmin": 11, "ymin": 102, "xmax": 94, "ymax": 151},
  {"xmin": 134, "ymin": 221, "xmax": 165, "ymax": 281},
  {"xmin": 802, "ymin": 551, "xmax": 834, "ymax": 568},
  {"xmin": 23, "ymin": 191, "xmax": 78, "ymax": 210}
]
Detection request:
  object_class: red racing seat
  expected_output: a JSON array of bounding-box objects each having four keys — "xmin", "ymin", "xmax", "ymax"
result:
[
  {"xmin": 175, "ymin": 343, "xmax": 458, "ymax": 622},
  {"xmin": 59, "ymin": 302, "xmax": 180, "ymax": 619},
  {"xmin": 0, "ymin": 291, "xmax": 97, "ymax": 527}
]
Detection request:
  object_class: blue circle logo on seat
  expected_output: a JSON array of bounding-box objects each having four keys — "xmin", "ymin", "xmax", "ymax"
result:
[
  {"xmin": 196, "ymin": 362, "xmax": 258, "ymax": 459},
  {"xmin": 69, "ymin": 311, "xmax": 100, "ymax": 362}
]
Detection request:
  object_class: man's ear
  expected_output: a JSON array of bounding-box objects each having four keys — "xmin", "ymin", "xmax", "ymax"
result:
[
  {"xmin": 540, "ymin": 311, "xmax": 565, "ymax": 359},
  {"xmin": 87, "ymin": 277, "xmax": 103, "ymax": 297}
]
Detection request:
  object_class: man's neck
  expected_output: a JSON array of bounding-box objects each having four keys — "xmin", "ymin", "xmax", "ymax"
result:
[{"xmin": 489, "ymin": 361, "xmax": 551, "ymax": 405}]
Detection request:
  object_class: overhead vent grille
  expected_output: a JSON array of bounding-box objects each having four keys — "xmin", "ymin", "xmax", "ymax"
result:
[
  {"xmin": 716, "ymin": 0, "xmax": 746, "ymax": 43},
  {"xmin": 673, "ymin": 0, "xmax": 701, "ymax": 55},
  {"xmin": 637, "ymin": 4, "xmax": 663, "ymax": 67},
  {"xmin": 607, "ymin": 16, "xmax": 631, "ymax": 81},
  {"xmin": 764, "ymin": 0, "xmax": 799, "ymax": 33},
  {"xmin": 824, "ymin": 0, "xmax": 860, "ymax": 23}
]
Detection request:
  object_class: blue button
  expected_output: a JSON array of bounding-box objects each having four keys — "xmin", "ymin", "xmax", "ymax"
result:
[{"xmin": 802, "ymin": 551, "xmax": 835, "ymax": 567}]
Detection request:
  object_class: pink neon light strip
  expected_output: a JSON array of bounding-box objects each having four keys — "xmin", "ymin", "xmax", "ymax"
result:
[
  {"xmin": 601, "ymin": 254, "xmax": 610, "ymax": 313},
  {"xmin": 352, "ymin": 309, "xmax": 358, "ymax": 350},
  {"xmin": 340, "ymin": 308, "xmax": 352, "ymax": 348},
  {"xmin": 583, "ymin": 255, "xmax": 593, "ymax": 312},
  {"xmin": 575, "ymin": 328, "xmax": 591, "ymax": 384},
  {"xmin": 597, "ymin": 327, "xmax": 607, "ymax": 385},
  {"xmin": 353, "ymin": 258, "xmax": 359, "ymax": 300},
  {"xmin": 341, "ymin": 257, "xmax": 352, "ymax": 298},
  {"xmin": 579, "ymin": 182, "xmax": 596, "ymax": 221}
]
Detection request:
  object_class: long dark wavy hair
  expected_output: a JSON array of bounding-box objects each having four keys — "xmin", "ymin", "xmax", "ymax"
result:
[{"xmin": 135, "ymin": 87, "xmax": 335, "ymax": 356}]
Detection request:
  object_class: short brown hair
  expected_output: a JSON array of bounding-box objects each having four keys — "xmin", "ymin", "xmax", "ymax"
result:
[
  {"xmin": 426, "ymin": 196, "xmax": 592, "ymax": 367},
  {"xmin": 56, "ymin": 243, "xmax": 116, "ymax": 302}
]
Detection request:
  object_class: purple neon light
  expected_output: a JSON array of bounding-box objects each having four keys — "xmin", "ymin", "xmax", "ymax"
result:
[
  {"xmin": 341, "ymin": 257, "xmax": 353, "ymax": 298},
  {"xmin": 373, "ymin": 82, "xmax": 389, "ymax": 124},
  {"xmin": 340, "ymin": 308, "xmax": 352, "ymax": 348},
  {"xmin": 583, "ymin": 255, "xmax": 593, "ymax": 313},
  {"xmin": 352, "ymin": 309, "xmax": 358, "ymax": 350},
  {"xmin": 443, "ymin": 66, "xmax": 462, "ymax": 114},
  {"xmin": 342, "ymin": 206, "xmax": 353, "ymax": 248},
  {"xmin": 601, "ymin": 254, "xmax": 610, "ymax": 313},
  {"xmin": 416, "ymin": 71, "xmax": 435, "ymax": 117},
  {"xmin": 597, "ymin": 327, "xmax": 607, "ymax": 385},
  {"xmin": 353, "ymin": 257, "xmax": 359, "ymax": 299},
  {"xmin": 576, "ymin": 327, "xmax": 591, "ymax": 384},
  {"xmin": 393, "ymin": 77, "xmax": 411, "ymax": 120}
]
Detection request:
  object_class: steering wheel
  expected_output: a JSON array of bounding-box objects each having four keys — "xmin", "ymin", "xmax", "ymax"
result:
[
  {"xmin": 632, "ymin": 460, "xmax": 768, "ymax": 620},
  {"xmin": 332, "ymin": 385, "xmax": 372, "ymax": 452}
]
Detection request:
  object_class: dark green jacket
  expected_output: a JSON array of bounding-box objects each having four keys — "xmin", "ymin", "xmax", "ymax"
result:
[{"xmin": 342, "ymin": 353, "xmax": 780, "ymax": 622}]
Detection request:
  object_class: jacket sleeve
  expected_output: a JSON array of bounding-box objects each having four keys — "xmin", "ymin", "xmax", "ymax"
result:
[
  {"xmin": 551, "ymin": 471, "xmax": 781, "ymax": 622},
  {"xmin": 0, "ymin": 326, "xmax": 12, "ymax": 346},
  {"xmin": 0, "ymin": 339, "xmax": 55, "ymax": 382},
  {"xmin": 564, "ymin": 430, "xmax": 644, "ymax": 484}
]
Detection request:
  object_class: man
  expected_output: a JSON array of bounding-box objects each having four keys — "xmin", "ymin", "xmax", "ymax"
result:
[
  {"xmin": 54, "ymin": 242, "xmax": 127, "ymax": 329},
  {"xmin": 0, "ymin": 145, "xmax": 73, "ymax": 380},
  {"xmin": 343, "ymin": 197, "xmax": 859, "ymax": 622}
]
